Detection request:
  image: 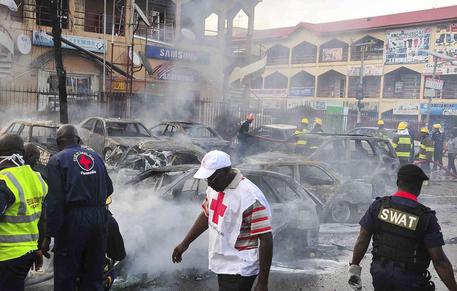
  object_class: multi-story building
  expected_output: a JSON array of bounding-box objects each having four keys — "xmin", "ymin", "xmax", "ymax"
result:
[
  {"xmin": 245, "ymin": 6, "xmax": 457, "ymax": 129},
  {"xmin": 0, "ymin": 0, "xmax": 262, "ymax": 122}
]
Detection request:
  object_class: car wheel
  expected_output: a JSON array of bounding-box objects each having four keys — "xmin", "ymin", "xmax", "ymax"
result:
[{"xmin": 330, "ymin": 201, "xmax": 353, "ymax": 223}]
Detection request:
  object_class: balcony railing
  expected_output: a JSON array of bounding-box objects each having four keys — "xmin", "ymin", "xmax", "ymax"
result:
[
  {"xmin": 135, "ymin": 23, "xmax": 175, "ymax": 43},
  {"xmin": 84, "ymin": 12, "xmax": 125, "ymax": 36},
  {"xmin": 36, "ymin": 5, "xmax": 69, "ymax": 28}
]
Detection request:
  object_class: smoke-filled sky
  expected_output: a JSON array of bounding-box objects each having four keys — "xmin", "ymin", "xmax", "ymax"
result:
[{"xmin": 230, "ymin": 0, "xmax": 457, "ymax": 29}]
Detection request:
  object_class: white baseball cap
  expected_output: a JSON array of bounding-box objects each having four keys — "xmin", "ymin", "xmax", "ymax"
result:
[{"xmin": 194, "ymin": 150, "xmax": 232, "ymax": 179}]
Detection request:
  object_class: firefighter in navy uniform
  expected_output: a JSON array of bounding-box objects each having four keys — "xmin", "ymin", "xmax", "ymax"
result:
[
  {"xmin": 295, "ymin": 118, "xmax": 310, "ymax": 154},
  {"xmin": 41, "ymin": 125, "xmax": 113, "ymax": 291},
  {"xmin": 347, "ymin": 164, "xmax": 457, "ymax": 291}
]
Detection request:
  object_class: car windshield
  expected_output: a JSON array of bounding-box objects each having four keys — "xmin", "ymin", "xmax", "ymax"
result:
[
  {"xmin": 183, "ymin": 125, "xmax": 217, "ymax": 138},
  {"xmin": 31, "ymin": 126, "xmax": 58, "ymax": 145},
  {"xmin": 106, "ymin": 122, "xmax": 151, "ymax": 137}
]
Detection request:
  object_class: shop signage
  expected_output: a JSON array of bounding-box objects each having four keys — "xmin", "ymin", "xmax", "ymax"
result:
[
  {"xmin": 16, "ymin": 33, "xmax": 32, "ymax": 55},
  {"xmin": 425, "ymin": 78, "xmax": 444, "ymax": 91},
  {"xmin": 112, "ymin": 80, "xmax": 126, "ymax": 91},
  {"xmin": 251, "ymin": 89, "xmax": 288, "ymax": 98},
  {"xmin": 289, "ymin": 87, "xmax": 314, "ymax": 97},
  {"xmin": 32, "ymin": 30, "xmax": 106, "ymax": 53},
  {"xmin": 424, "ymin": 63, "xmax": 457, "ymax": 75},
  {"xmin": 146, "ymin": 45, "xmax": 210, "ymax": 64},
  {"xmin": 385, "ymin": 27, "xmax": 431, "ymax": 64},
  {"xmin": 393, "ymin": 104, "xmax": 420, "ymax": 115},
  {"xmin": 424, "ymin": 88, "xmax": 437, "ymax": 98},
  {"xmin": 150, "ymin": 63, "xmax": 199, "ymax": 82},
  {"xmin": 347, "ymin": 64, "xmax": 383, "ymax": 76},
  {"xmin": 420, "ymin": 103, "xmax": 457, "ymax": 115},
  {"xmin": 433, "ymin": 23, "xmax": 457, "ymax": 58},
  {"xmin": 321, "ymin": 48, "xmax": 343, "ymax": 62}
]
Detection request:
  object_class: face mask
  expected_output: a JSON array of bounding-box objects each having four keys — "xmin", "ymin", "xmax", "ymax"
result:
[{"xmin": 0, "ymin": 154, "xmax": 25, "ymax": 167}]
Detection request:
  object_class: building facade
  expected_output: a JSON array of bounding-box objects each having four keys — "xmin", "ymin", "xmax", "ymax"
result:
[
  {"xmin": 0, "ymin": 0, "xmax": 260, "ymax": 123},
  {"xmin": 246, "ymin": 6, "xmax": 457, "ymax": 128}
]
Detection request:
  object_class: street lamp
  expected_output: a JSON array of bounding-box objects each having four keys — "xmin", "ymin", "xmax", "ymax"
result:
[{"xmin": 418, "ymin": 49, "xmax": 456, "ymax": 127}]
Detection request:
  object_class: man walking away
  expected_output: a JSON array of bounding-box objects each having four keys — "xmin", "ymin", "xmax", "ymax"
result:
[
  {"xmin": 417, "ymin": 127, "xmax": 434, "ymax": 177},
  {"xmin": 172, "ymin": 150, "xmax": 273, "ymax": 291},
  {"xmin": 41, "ymin": 125, "xmax": 113, "ymax": 291},
  {"xmin": 432, "ymin": 124, "xmax": 444, "ymax": 170},
  {"xmin": 392, "ymin": 122, "xmax": 412, "ymax": 166},
  {"xmin": 238, "ymin": 113, "xmax": 255, "ymax": 158},
  {"xmin": 348, "ymin": 164, "xmax": 457, "ymax": 291},
  {"xmin": 0, "ymin": 134, "xmax": 48, "ymax": 291},
  {"xmin": 447, "ymin": 129, "xmax": 457, "ymax": 175}
]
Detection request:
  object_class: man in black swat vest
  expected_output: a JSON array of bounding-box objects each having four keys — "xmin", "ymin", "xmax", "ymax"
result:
[{"xmin": 348, "ymin": 164, "xmax": 457, "ymax": 291}]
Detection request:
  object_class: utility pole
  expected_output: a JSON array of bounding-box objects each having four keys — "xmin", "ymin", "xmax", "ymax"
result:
[
  {"xmin": 357, "ymin": 46, "xmax": 365, "ymax": 124},
  {"xmin": 49, "ymin": 0, "xmax": 68, "ymax": 123},
  {"xmin": 426, "ymin": 56, "xmax": 438, "ymax": 128}
]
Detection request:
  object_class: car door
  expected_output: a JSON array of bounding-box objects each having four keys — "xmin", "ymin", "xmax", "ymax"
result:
[
  {"xmin": 245, "ymin": 174, "xmax": 286, "ymax": 234},
  {"xmin": 298, "ymin": 165, "xmax": 337, "ymax": 204},
  {"xmin": 348, "ymin": 139, "xmax": 378, "ymax": 178},
  {"xmin": 19, "ymin": 125, "xmax": 31, "ymax": 142},
  {"xmin": 79, "ymin": 118, "xmax": 96, "ymax": 144},
  {"xmin": 92, "ymin": 120, "xmax": 107, "ymax": 154}
]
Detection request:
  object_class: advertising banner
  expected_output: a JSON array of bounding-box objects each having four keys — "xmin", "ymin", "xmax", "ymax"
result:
[
  {"xmin": 420, "ymin": 103, "xmax": 457, "ymax": 115},
  {"xmin": 425, "ymin": 78, "xmax": 444, "ymax": 90},
  {"xmin": 393, "ymin": 104, "xmax": 420, "ymax": 115},
  {"xmin": 347, "ymin": 64, "xmax": 384, "ymax": 76},
  {"xmin": 385, "ymin": 27, "xmax": 431, "ymax": 64},
  {"xmin": 434, "ymin": 23, "xmax": 457, "ymax": 58},
  {"xmin": 150, "ymin": 63, "xmax": 199, "ymax": 82},
  {"xmin": 251, "ymin": 89, "xmax": 288, "ymax": 98},
  {"xmin": 288, "ymin": 87, "xmax": 314, "ymax": 97},
  {"xmin": 146, "ymin": 45, "xmax": 210, "ymax": 64},
  {"xmin": 424, "ymin": 62, "xmax": 457, "ymax": 75},
  {"xmin": 32, "ymin": 30, "xmax": 106, "ymax": 53},
  {"xmin": 321, "ymin": 48, "xmax": 343, "ymax": 62}
]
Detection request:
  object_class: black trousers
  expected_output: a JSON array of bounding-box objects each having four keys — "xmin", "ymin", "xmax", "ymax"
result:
[
  {"xmin": 448, "ymin": 153, "xmax": 456, "ymax": 175},
  {"xmin": 0, "ymin": 251, "xmax": 36, "ymax": 291},
  {"xmin": 217, "ymin": 274, "xmax": 257, "ymax": 291},
  {"xmin": 54, "ymin": 209, "xmax": 107, "ymax": 291}
]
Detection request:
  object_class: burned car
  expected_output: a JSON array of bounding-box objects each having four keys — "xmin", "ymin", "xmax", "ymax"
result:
[
  {"xmin": 306, "ymin": 134, "xmax": 399, "ymax": 195},
  {"xmin": 346, "ymin": 127, "xmax": 396, "ymax": 138},
  {"xmin": 245, "ymin": 124, "xmax": 298, "ymax": 154},
  {"xmin": 240, "ymin": 152, "xmax": 373, "ymax": 223},
  {"xmin": 1, "ymin": 120, "xmax": 60, "ymax": 165},
  {"xmin": 150, "ymin": 121, "xmax": 230, "ymax": 151},
  {"xmin": 79, "ymin": 117, "xmax": 153, "ymax": 158},
  {"xmin": 105, "ymin": 140, "xmax": 205, "ymax": 171},
  {"xmin": 128, "ymin": 165, "xmax": 321, "ymax": 250}
]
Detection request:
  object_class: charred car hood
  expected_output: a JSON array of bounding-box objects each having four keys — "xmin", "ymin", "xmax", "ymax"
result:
[{"xmin": 108, "ymin": 137, "xmax": 156, "ymax": 147}]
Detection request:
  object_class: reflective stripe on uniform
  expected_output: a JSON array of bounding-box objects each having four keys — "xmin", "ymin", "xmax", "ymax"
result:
[
  {"xmin": 0, "ymin": 233, "xmax": 39, "ymax": 243},
  {"xmin": 0, "ymin": 212, "xmax": 41, "ymax": 223},
  {"xmin": 1, "ymin": 172, "xmax": 26, "ymax": 215},
  {"xmin": 397, "ymin": 152, "xmax": 411, "ymax": 158},
  {"xmin": 398, "ymin": 137, "xmax": 411, "ymax": 144}
]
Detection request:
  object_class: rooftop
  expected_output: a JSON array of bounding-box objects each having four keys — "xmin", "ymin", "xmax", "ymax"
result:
[{"xmin": 239, "ymin": 5, "xmax": 457, "ymax": 40}]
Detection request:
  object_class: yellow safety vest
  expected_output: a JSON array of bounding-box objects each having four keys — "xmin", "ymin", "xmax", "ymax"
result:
[
  {"xmin": 0, "ymin": 165, "xmax": 48, "ymax": 261},
  {"xmin": 392, "ymin": 134, "xmax": 412, "ymax": 160},
  {"xmin": 295, "ymin": 129, "xmax": 310, "ymax": 145},
  {"xmin": 418, "ymin": 137, "xmax": 434, "ymax": 161}
]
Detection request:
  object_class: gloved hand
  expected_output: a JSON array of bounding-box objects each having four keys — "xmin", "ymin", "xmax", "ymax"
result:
[{"xmin": 348, "ymin": 264, "xmax": 362, "ymax": 290}]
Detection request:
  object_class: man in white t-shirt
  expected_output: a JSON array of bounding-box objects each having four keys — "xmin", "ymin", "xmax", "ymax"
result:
[{"xmin": 172, "ymin": 150, "xmax": 273, "ymax": 291}]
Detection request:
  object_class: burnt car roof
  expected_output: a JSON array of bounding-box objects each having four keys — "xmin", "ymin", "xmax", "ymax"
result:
[
  {"xmin": 10, "ymin": 120, "xmax": 60, "ymax": 127},
  {"xmin": 86, "ymin": 117, "xmax": 144, "ymax": 123},
  {"xmin": 160, "ymin": 121, "xmax": 203, "ymax": 126},
  {"xmin": 240, "ymin": 152, "xmax": 330, "ymax": 167},
  {"xmin": 304, "ymin": 133, "xmax": 389, "ymax": 141}
]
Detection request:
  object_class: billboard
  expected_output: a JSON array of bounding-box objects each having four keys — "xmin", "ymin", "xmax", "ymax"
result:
[
  {"xmin": 321, "ymin": 48, "xmax": 343, "ymax": 62},
  {"xmin": 385, "ymin": 27, "xmax": 431, "ymax": 64},
  {"xmin": 434, "ymin": 23, "xmax": 457, "ymax": 58},
  {"xmin": 420, "ymin": 103, "xmax": 457, "ymax": 115},
  {"xmin": 32, "ymin": 30, "xmax": 106, "ymax": 53},
  {"xmin": 146, "ymin": 45, "xmax": 210, "ymax": 64}
]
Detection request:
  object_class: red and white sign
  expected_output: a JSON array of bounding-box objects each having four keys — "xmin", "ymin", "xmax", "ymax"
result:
[{"xmin": 425, "ymin": 78, "xmax": 444, "ymax": 91}]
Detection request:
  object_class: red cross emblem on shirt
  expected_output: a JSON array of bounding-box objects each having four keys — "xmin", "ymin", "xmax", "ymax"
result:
[
  {"xmin": 210, "ymin": 192, "xmax": 227, "ymax": 225},
  {"xmin": 75, "ymin": 152, "xmax": 94, "ymax": 171}
]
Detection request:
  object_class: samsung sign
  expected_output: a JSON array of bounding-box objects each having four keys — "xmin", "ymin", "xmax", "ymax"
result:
[{"xmin": 146, "ymin": 45, "xmax": 210, "ymax": 64}]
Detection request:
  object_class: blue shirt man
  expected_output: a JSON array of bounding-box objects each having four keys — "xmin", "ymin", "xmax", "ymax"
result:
[
  {"xmin": 41, "ymin": 125, "xmax": 113, "ymax": 291},
  {"xmin": 348, "ymin": 164, "xmax": 457, "ymax": 291}
]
